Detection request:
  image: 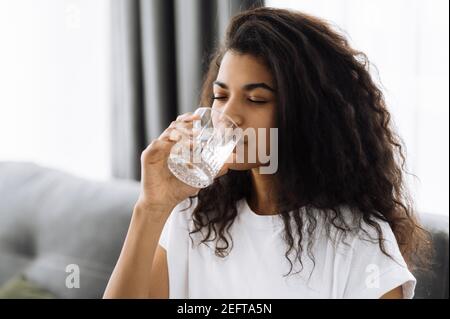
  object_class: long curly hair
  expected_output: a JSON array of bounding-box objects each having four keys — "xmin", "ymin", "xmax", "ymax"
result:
[{"xmin": 185, "ymin": 6, "xmax": 431, "ymax": 276}]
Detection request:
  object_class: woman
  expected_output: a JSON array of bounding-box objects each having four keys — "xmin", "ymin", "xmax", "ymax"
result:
[{"xmin": 104, "ymin": 7, "xmax": 430, "ymax": 299}]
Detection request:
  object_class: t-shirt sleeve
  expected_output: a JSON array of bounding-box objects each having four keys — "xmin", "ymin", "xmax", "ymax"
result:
[
  {"xmin": 342, "ymin": 218, "xmax": 417, "ymax": 299},
  {"xmin": 158, "ymin": 210, "xmax": 172, "ymax": 250},
  {"xmin": 158, "ymin": 198, "xmax": 194, "ymax": 250}
]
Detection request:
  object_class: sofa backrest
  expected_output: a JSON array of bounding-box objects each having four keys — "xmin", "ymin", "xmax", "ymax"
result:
[
  {"xmin": 0, "ymin": 162, "xmax": 140, "ymax": 298},
  {"xmin": 413, "ymin": 213, "xmax": 449, "ymax": 298}
]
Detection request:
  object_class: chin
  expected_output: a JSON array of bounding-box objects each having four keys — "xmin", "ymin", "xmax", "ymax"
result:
[
  {"xmin": 225, "ymin": 150, "xmax": 262, "ymax": 171},
  {"xmin": 227, "ymin": 162, "xmax": 261, "ymax": 171}
]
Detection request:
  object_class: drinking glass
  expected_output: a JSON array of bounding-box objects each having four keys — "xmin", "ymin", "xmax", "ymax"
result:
[{"xmin": 167, "ymin": 107, "xmax": 242, "ymax": 188}]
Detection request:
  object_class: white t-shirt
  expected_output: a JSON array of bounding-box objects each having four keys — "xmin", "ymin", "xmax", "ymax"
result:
[{"xmin": 158, "ymin": 197, "xmax": 416, "ymax": 299}]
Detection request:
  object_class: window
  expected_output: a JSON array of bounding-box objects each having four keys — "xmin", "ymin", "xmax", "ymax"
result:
[
  {"xmin": 267, "ymin": 0, "xmax": 449, "ymax": 215},
  {"xmin": 0, "ymin": 0, "xmax": 111, "ymax": 180}
]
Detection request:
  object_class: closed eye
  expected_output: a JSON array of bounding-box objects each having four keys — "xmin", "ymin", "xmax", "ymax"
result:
[
  {"xmin": 211, "ymin": 96, "xmax": 268, "ymax": 104},
  {"xmin": 211, "ymin": 96, "xmax": 226, "ymax": 101},
  {"xmin": 249, "ymin": 100, "xmax": 268, "ymax": 104}
]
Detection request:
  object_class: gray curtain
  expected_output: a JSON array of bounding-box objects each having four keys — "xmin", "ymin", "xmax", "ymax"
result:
[{"xmin": 111, "ymin": 0, "xmax": 264, "ymax": 180}]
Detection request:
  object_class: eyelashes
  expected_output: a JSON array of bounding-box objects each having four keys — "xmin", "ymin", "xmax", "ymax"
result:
[{"xmin": 210, "ymin": 96, "xmax": 268, "ymax": 104}]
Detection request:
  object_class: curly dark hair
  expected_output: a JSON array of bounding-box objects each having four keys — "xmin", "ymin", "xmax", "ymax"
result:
[{"xmin": 185, "ymin": 6, "xmax": 431, "ymax": 276}]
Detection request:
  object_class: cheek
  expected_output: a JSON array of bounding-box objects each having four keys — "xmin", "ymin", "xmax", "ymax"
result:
[
  {"xmin": 254, "ymin": 129, "xmax": 272, "ymax": 161},
  {"xmin": 231, "ymin": 135, "xmax": 271, "ymax": 167},
  {"xmin": 250, "ymin": 108, "xmax": 276, "ymax": 153},
  {"xmin": 229, "ymin": 105, "xmax": 276, "ymax": 168},
  {"xmin": 245, "ymin": 107, "xmax": 276, "ymax": 129}
]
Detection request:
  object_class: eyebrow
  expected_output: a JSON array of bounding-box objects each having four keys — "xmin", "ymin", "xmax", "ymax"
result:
[{"xmin": 213, "ymin": 81, "xmax": 276, "ymax": 93}]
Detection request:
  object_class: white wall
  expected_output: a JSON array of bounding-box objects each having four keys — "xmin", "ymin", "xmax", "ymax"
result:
[
  {"xmin": 266, "ymin": 0, "xmax": 449, "ymax": 216},
  {"xmin": 0, "ymin": 0, "xmax": 111, "ymax": 180}
]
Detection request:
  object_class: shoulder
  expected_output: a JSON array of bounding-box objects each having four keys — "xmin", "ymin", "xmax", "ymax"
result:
[
  {"xmin": 345, "ymin": 208, "xmax": 404, "ymax": 264},
  {"xmin": 333, "ymin": 206, "xmax": 417, "ymax": 299},
  {"xmin": 329, "ymin": 205, "xmax": 407, "ymax": 267},
  {"xmin": 324, "ymin": 206, "xmax": 400, "ymax": 251}
]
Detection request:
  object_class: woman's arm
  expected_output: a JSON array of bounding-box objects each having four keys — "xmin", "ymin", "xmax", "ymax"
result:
[
  {"xmin": 148, "ymin": 245, "xmax": 169, "ymax": 298},
  {"xmin": 103, "ymin": 112, "xmax": 201, "ymax": 298},
  {"xmin": 380, "ymin": 286, "xmax": 403, "ymax": 299},
  {"xmin": 103, "ymin": 202, "xmax": 172, "ymax": 298}
]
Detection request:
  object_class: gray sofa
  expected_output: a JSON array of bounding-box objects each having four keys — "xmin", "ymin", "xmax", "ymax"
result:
[
  {"xmin": 0, "ymin": 162, "xmax": 448, "ymax": 298},
  {"xmin": 0, "ymin": 162, "xmax": 139, "ymax": 298}
]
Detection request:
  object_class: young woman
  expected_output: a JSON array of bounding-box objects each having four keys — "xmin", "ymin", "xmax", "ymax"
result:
[{"xmin": 104, "ymin": 7, "xmax": 430, "ymax": 299}]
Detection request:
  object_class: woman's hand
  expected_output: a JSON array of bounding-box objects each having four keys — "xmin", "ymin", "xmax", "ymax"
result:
[
  {"xmin": 136, "ymin": 112, "xmax": 202, "ymax": 214},
  {"xmin": 104, "ymin": 111, "xmax": 232, "ymax": 298}
]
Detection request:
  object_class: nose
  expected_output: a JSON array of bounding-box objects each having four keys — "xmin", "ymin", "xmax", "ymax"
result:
[{"xmin": 221, "ymin": 103, "xmax": 244, "ymax": 127}]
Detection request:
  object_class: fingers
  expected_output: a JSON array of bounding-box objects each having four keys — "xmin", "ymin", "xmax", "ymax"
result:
[
  {"xmin": 159, "ymin": 113, "xmax": 201, "ymax": 142},
  {"xmin": 141, "ymin": 113, "xmax": 202, "ymax": 165},
  {"xmin": 176, "ymin": 112, "xmax": 200, "ymax": 122},
  {"xmin": 168, "ymin": 127, "xmax": 183, "ymax": 142},
  {"xmin": 159, "ymin": 125, "xmax": 192, "ymax": 143},
  {"xmin": 140, "ymin": 139, "xmax": 174, "ymax": 164},
  {"xmin": 158, "ymin": 126, "xmax": 182, "ymax": 142}
]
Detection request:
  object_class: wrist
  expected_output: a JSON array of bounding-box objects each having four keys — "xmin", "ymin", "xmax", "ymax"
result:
[{"xmin": 133, "ymin": 200, "xmax": 175, "ymax": 222}]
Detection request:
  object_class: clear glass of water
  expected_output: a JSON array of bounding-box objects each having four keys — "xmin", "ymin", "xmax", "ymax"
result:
[{"xmin": 167, "ymin": 107, "xmax": 242, "ymax": 188}]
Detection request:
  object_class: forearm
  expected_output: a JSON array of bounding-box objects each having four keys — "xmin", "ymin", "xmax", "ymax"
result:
[{"xmin": 103, "ymin": 202, "xmax": 172, "ymax": 298}]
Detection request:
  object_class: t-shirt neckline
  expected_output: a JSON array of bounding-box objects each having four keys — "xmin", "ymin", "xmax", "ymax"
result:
[{"xmin": 238, "ymin": 197, "xmax": 285, "ymax": 230}]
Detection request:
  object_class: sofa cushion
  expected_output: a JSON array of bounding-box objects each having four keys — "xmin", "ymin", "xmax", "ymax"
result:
[
  {"xmin": 0, "ymin": 274, "xmax": 55, "ymax": 299},
  {"xmin": 0, "ymin": 162, "xmax": 140, "ymax": 298},
  {"xmin": 413, "ymin": 213, "xmax": 449, "ymax": 298}
]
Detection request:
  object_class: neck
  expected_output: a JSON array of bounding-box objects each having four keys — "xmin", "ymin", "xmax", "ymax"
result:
[{"xmin": 247, "ymin": 168, "xmax": 279, "ymax": 215}]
